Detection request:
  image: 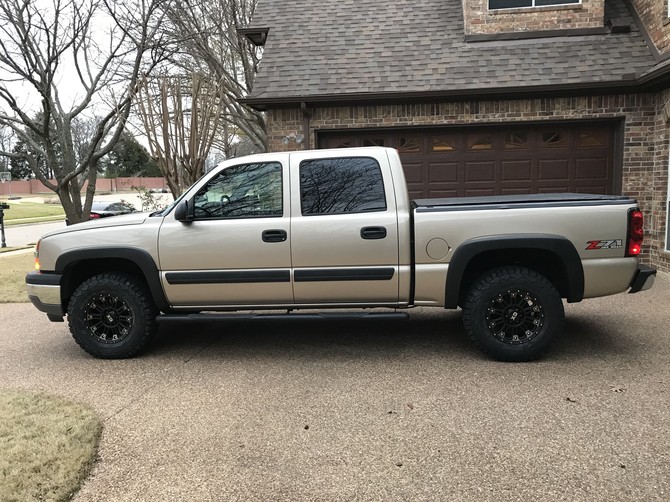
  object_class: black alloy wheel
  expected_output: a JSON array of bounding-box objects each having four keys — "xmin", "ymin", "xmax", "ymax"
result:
[
  {"xmin": 485, "ymin": 288, "xmax": 544, "ymax": 345},
  {"xmin": 68, "ymin": 273, "xmax": 158, "ymax": 359},
  {"xmin": 84, "ymin": 293, "xmax": 134, "ymax": 344},
  {"xmin": 462, "ymin": 266, "xmax": 564, "ymax": 362}
]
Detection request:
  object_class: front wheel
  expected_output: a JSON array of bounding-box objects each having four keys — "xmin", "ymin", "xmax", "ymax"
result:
[
  {"xmin": 68, "ymin": 273, "xmax": 158, "ymax": 359},
  {"xmin": 462, "ymin": 266, "xmax": 564, "ymax": 362}
]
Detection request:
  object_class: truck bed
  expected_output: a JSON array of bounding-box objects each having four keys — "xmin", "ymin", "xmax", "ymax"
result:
[{"xmin": 413, "ymin": 193, "xmax": 636, "ymax": 212}]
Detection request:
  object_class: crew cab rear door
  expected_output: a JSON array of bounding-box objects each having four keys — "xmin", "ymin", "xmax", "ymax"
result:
[{"xmin": 289, "ymin": 150, "xmax": 400, "ymax": 304}]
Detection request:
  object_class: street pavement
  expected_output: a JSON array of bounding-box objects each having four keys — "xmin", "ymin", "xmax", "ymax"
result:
[
  {"xmin": 2, "ymin": 220, "xmax": 66, "ymax": 248},
  {"xmin": 0, "ymin": 277, "xmax": 668, "ymax": 501}
]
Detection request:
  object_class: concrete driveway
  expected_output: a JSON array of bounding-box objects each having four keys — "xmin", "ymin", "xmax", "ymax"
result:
[{"xmin": 1, "ymin": 276, "xmax": 669, "ymax": 501}]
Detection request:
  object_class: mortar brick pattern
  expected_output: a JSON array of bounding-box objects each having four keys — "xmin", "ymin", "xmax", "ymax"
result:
[
  {"xmin": 630, "ymin": 0, "xmax": 670, "ymax": 54},
  {"xmin": 268, "ymin": 93, "xmax": 670, "ymax": 271},
  {"xmin": 463, "ymin": 0, "xmax": 605, "ymax": 35}
]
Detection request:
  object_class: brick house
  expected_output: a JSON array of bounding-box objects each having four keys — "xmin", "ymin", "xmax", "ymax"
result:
[{"xmin": 241, "ymin": 0, "xmax": 670, "ymax": 272}]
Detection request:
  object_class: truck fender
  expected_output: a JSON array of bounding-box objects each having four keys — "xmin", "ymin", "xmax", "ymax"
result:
[
  {"xmin": 444, "ymin": 234, "xmax": 584, "ymax": 308},
  {"xmin": 54, "ymin": 247, "xmax": 170, "ymax": 313}
]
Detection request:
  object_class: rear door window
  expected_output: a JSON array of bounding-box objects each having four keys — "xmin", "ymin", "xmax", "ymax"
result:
[{"xmin": 299, "ymin": 157, "xmax": 386, "ymax": 215}]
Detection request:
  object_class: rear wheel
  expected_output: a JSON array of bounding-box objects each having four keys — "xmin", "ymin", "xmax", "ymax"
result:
[
  {"xmin": 462, "ymin": 266, "xmax": 564, "ymax": 361},
  {"xmin": 68, "ymin": 273, "xmax": 158, "ymax": 359}
]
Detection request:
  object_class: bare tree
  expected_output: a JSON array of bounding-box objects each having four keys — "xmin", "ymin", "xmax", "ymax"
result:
[
  {"xmin": 136, "ymin": 72, "xmax": 225, "ymax": 197},
  {"xmin": 0, "ymin": 0, "xmax": 173, "ymax": 223},
  {"xmin": 0, "ymin": 125, "xmax": 10, "ymax": 173},
  {"xmin": 162, "ymin": 0, "xmax": 266, "ymax": 153}
]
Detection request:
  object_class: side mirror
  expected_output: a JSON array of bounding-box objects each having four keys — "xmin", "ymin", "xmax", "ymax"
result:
[{"xmin": 174, "ymin": 199, "xmax": 193, "ymax": 222}]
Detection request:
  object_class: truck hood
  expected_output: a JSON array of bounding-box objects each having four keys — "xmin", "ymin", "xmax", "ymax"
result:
[{"xmin": 41, "ymin": 212, "xmax": 150, "ymax": 240}]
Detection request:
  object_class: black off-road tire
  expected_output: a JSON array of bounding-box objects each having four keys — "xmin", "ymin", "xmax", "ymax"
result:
[
  {"xmin": 68, "ymin": 273, "xmax": 158, "ymax": 359},
  {"xmin": 462, "ymin": 266, "xmax": 564, "ymax": 362}
]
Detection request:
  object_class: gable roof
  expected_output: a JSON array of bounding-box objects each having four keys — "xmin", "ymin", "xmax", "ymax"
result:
[{"xmin": 244, "ymin": 0, "xmax": 657, "ymax": 109}]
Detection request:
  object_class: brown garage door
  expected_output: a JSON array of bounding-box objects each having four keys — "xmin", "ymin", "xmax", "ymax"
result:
[{"xmin": 318, "ymin": 123, "xmax": 618, "ymax": 199}]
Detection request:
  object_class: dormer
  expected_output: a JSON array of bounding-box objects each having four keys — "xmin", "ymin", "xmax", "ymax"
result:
[{"xmin": 463, "ymin": 0, "xmax": 606, "ymax": 37}]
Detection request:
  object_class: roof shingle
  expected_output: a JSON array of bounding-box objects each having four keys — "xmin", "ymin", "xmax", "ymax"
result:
[{"xmin": 246, "ymin": 0, "xmax": 656, "ymax": 106}]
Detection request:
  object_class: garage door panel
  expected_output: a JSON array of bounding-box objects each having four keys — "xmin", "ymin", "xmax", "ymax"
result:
[
  {"xmin": 501, "ymin": 187, "xmax": 533, "ymax": 195},
  {"xmin": 429, "ymin": 189, "xmax": 461, "ymax": 198},
  {"xmin": 577, "ymin": 127, "xmax": 610, "ymax": 148},
  {"xmin": 501, "ymin": 160, "xmax": 533, "ymax": 181},
  {"xmin": 575, "ymin": 184, "xmax": 607, "ymax": 194},
  {"xmin": 402, "ymin": 162, "xmax": 424, "ymax": 183},
  {"xmin": 465, "ymin": 188, "xmax": 496, "ymax": 197},
  {"xmin": 575, "ymin": 158, "xmax": 609, "ymax": 180},
  {"xmin": 428, "ymin": 162, "xmax": 459, "ymax": 182},
  {"xmin": 465, "ymin": 161, "xmax": 495, "ymax": 182},
  {"xmin": 539, "ymin": 160, "xmax": 570, "ymax": 181},
  {"xmin": 538, "ymin": 186, "xmax": 570, "ymax": 193},
  {"xmin": 319, "ymin": 122, "xmax": 617, "ymax": 197}
]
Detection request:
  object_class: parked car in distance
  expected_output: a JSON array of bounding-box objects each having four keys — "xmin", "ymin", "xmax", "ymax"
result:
[{"xmin": 89, "ymin": 201, "xmax": 137, "ymax": 219}]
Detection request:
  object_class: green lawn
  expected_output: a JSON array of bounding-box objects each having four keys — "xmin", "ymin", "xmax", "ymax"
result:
[
  {"xmin": 1, "ymin": 202, "xmax": 65, "ymax": 224},
  {"xmin": 0, "ymin": 252, "xmax": 34, "ymax": 303}
]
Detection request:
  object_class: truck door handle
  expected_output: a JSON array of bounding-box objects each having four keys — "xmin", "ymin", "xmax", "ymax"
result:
[
  {"xmin": 360, "ymin": 226, "xmax": 387, "ymax": 240},
  {"xmin": 262, "ymin": 229, "xmax": 287, "ymax": 243}
]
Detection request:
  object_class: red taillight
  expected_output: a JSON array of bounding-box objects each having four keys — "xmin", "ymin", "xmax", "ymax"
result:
[
  {"xmin": 89, "ymin": 213, "xmax": 101, "ymax": 219},
  {"xmin": 627, "ymin": 209, "xmax": 644, "ymax": 256}
]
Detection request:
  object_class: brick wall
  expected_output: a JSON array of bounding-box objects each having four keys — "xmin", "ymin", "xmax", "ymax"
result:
[
  {"xmin": 653, "ymin": 88, "xmax": 670, "ymax": 272},
  {"xmin": 630, "ymin": 0, "xmax": 670, "ymax": 55},
  {"xmin": 267, "ymin": 92, "xmax": 670, "ymax": 271},
  {"xmin": 463, "ymin": 0, "xmax": 604, "ymax": 35},
  {"xmin": 0, "ymin": 177, "xmax": 169, "ymax": 196}
]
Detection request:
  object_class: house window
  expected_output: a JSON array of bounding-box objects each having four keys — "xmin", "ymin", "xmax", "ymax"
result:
[{"xmin": 489, "ymin": 0, "xmax": 580, "ymax": 9}]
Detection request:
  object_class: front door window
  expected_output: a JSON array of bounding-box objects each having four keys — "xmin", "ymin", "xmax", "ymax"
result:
[{"xmin": 193, "ymin": 162, "xmax": 283, "ymax": 219}]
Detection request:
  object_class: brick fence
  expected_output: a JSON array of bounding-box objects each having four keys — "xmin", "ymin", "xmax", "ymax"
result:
[{"xmin": 0, "ymin": 177, "xmax": 169, "ymax": 196}]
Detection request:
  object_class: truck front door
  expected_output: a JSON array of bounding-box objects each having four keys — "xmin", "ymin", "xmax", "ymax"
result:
[
  {"xmin": 158, "ymin": 160, "xmax": 293, "ymax": 307},
  {"xmin": 289, "ymin": 152, "xmax": 400, "ymax": 305}
]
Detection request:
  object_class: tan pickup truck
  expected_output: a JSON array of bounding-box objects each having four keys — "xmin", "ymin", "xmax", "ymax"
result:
[{"xmin": 26, "ymin": 147, "xmax": 656, "ymax": 361}]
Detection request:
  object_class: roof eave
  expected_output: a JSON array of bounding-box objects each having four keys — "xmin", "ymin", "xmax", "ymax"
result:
[{"xmin": 241, "ymin": 79, "xmax": 644, "ymax": 110}]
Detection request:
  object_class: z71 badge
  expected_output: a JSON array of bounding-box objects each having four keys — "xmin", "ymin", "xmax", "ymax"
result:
[{"xmin": 586, "ymin": 239, "xmax": 623, "ymax": 250}]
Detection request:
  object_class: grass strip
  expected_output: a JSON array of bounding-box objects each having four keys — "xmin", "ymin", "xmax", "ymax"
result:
[
  {"xmin": 0, "ymin": 246, "xmax": 33, "ymax": 254},
  {"xmin": 5, "ymin": 215, "xmax": 65, "ymax": 226},
  {"xmin": 1, "ymin": 202, "xmax": 65, "ymax": 222},
  {"xmin": 0, "ymin": 389, "xmax": 102, "ymax": 502}
]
